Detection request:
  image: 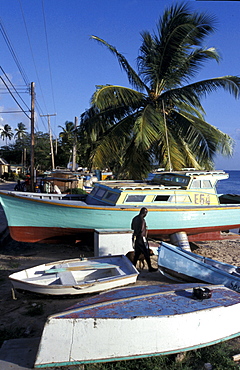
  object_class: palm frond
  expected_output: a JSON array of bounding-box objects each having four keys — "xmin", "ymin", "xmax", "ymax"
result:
[
  {"xmin": 133, "ymin": 105, "xmax": 164, "ymax": 149},
  {"xmin": 138, "ymin": 3, "xmax": 217, "ymax": 90},
  {"xmin": 89, "ymin": 115, "xmax": 135, "ymax": 170},
  {"xmin": 186, "ymin": 76, "xmax": 240, "ymax": 98},
  {"xmin": 175, "ymin": 110, "xmax": 234, "ymax": 159},
  {"xmin": 119, "ymin": 140, "xmax": 153, "ymax": 179},
  {"xmin": 91, "ymin": 36, "xmax": 148, "ymax": 92},
  {"xmin": 91, "ymin": 85, "xmax": 145, "ymax": 111}
]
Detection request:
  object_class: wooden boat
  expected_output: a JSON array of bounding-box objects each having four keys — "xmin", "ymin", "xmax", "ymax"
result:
[
  {"xmin": 9, "ymin": 255, "xmax": 139, "ymax": 296},
  {"xmin": 34, "ymin": 283, "xmax": 240, "ymax": 368},
  {"xmin": 1, "ymin": 170, "xmax": 240, "ymax": 243},
  {"xmin": 158, "ymin": 241, "xmax": 240, "ymax": 293}
]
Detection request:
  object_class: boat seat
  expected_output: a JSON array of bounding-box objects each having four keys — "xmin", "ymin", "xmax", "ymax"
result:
[{"xmin": 58, "ymin": 271, "xmax": 77, "ymax": 286}]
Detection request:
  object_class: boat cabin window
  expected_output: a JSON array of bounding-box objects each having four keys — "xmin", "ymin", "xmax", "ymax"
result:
[
  {"xmin": 191, "ymin": 180, "xmax": 201, "ymax": 188},
  {"xmin": 202, "ymin": 180, "xmax": 212, "ymax": 188},
  {"xmin": 151, "ymin": 173, "xmax": 190, "ymax": 187},
  {"xmin": 190, "ymin": 179, "xmax": 213, "ymax": 189},
  {"xmin": 94, "ymin": 187, "xmax": 107, "ymax": 199},
  {"xmin": 125, "ymin": 195, "xmax": 146, "ymax": 202},
  {"xmin": 154, "ymin": 195, "xmax": 170, "ymax": 202},
  {"xmin": 90, "ymin": 186, "xmax": 98, "ymax": 197},
  {"xmin": 104, "ymin": 191, "xmax": 119, "ymax": 203}
]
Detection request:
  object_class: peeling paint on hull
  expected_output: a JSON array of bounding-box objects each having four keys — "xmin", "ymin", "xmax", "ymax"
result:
[{"xmin": 35, "ymin": 283, "xmax": 240, "ymax": 368}]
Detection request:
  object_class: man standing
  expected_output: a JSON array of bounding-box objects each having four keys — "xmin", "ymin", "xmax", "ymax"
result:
[{"xmin": 131, "ymin": 207, "xmax": 157, "ymax": 272}]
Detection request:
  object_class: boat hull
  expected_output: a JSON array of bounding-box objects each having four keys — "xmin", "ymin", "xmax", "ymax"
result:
[
  {"xmin": 158, "ymin": 242, "xmax": 240, "ymax": 293},
  {"xmin": 9, "ymin": 255, "xmax": 139, "ymax": 295},
  {"xmin": 1, "ymin": 190, "xmax": 240, "ymax": 243},
  {"xmin": 35, "ymin": 283, "xmax": 240, "ymax": 367}
]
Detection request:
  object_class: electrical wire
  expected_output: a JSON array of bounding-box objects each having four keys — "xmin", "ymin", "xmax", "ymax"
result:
[
  {"xmin": 18, "ymin": 0, "xmax": 49, "ymax": 116},
  {"xmin": 0, "ymin": 76, "xmax": 30, "ymax": 119},
  {"xmin": 1, "ymin": 1, "xmax": 58, "ymax": 140},
  {"xmin": 0, "ymin": 66, "xmax": 30, "ymax": 111},
  {"xmin": 19, "ymin": 0, "xmax": 57, "ymax": 138},
  {"xmin": 0, "ymin": 18, "xmax": 29, "ymax": 86},
  {"xmin": 41, "ymin": 0, "xmax": 56, "ymax": 114}
]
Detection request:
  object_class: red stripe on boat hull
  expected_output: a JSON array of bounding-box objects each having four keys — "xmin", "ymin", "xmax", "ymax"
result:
[{"xmin": 8, "ymin": 224, "xmax": 240, "ymax": 244}]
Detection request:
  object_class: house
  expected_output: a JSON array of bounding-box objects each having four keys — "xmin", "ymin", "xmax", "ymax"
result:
[
  {"xmin": 0, "ymin": 158, "xmax": 10, "ymax": 178},
  {"xmin": 9, "ymin": 164, "xmax": 24, "ymax": 175}
]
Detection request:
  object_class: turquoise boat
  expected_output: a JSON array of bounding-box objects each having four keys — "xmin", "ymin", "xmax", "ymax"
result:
[{"xmin": 0, "ymin": 170, "xmax": 240, "ymax": 243}]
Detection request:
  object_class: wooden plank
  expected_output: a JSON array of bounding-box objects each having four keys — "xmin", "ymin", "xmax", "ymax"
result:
[
  {"xmin": 58, "ymin": 271, "xmax": 77, "ymax": 286},
  {"xmin": 44, "ymin": 264, "xmax": 118, "ymax": 274}
]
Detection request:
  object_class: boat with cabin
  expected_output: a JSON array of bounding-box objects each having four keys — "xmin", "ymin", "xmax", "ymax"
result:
[{"xmin": 1, "ymin": 170, "xmax": 240, "ymax": 244}]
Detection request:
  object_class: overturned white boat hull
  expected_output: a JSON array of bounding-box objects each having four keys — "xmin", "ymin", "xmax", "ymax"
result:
[{"xmin": 35, "ymin": 283, "xmax": 240, "ymax": 367}]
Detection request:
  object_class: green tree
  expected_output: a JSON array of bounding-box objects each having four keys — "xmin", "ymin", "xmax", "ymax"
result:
[
  {"xmin": 14, "ymin": 122, "xmax": 27, "ymax": 141},
  {"xmin": 1, "ymin": 124, "xmax": 14, "ymax": 145},
  {"xmin": 80, "ymin": 3, "xmax": 240, "ymax": 179},
  {"xmin": 59, "ymin": 121, "xmax": 79, "ymax": 166},
  {"xmin": 59, "ymin": 121, "xmax": 75, "ymax": 145}
]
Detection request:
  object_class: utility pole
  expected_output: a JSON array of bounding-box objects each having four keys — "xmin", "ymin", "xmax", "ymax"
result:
[
  {"xmin": 40, "ymin": 113, "xmax": 56, "ymax": 170},
  {"xmin": 72, "ymin": 116, "xmax": 78, "ymax": 172},
  {"xmin": 30, "ymin": 82, "xmax": 35, "ymax": 192}
]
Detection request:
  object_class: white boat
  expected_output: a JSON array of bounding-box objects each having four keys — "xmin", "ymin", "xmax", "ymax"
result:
[
  {"xmin": 158, "ymin": 241, "xmax": 240, "ymax": 293},
  {"xmin": 35, "ymin": 283, "xmax": 240, "ymax": 368},
  {"xmin": 9, "ymin": 255, "xmax": 139, "ymax": 296}
]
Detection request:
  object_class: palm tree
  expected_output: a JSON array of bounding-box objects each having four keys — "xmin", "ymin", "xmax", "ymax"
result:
[
  {"xmin": 58, "ymin": 121, "xmax": 75, "ymax": 145},
  {"xmin": 58, "ymin": 121, "xmax": 77, "ymax": 164},
  {"xmin": 80, "ymin": 3, "xmax": 240, "ymax": 179},
  {"xmin": 14, "ymin": 122, "xmax": 27, "ymax": 140},
  {"xmin": 14, "ymin": 122, "xmax": 28, "ymax": 168},
  {"xmin": 1, "ymin": 124, "xmax": 14, "ymax": 145}
]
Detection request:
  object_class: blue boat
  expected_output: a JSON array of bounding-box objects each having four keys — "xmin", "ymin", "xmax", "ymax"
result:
[
  {"xmin": 1, "ymin": 170, "xmax": 240, "ymax": 243},
  {"xmin": 158, "ymin": 241, "xmax": 240, "ymax": 293},
  {"xmin": 34, "ymin": 282, "xmax": 240, "ymax": 367}
]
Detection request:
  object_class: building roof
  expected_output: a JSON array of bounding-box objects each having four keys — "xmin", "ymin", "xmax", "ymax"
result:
[{"xmin": 0, "ymin": 158, "xmax": 9, "ymax": 165}]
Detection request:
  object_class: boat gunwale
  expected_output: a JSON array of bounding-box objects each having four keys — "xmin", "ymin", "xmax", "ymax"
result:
[{"xmin": 1, "ymin": 190, "xmax": 240, "ymax": 212}]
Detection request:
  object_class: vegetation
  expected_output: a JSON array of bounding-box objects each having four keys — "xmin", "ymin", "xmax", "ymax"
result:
[
  {"xmin": 79, "ymin": 3, "xmax": 240, "ymax": 179},
  {"xmin": 0, "ymin": 121, "xmax": 80, "ymax": 173},
  {"xmin": 0, "ymin": 124, "xmax": 14, "ymax": 145},
  {"xmin": 84, "ymin": 342, "xmax": 239, "ymax": 369}
]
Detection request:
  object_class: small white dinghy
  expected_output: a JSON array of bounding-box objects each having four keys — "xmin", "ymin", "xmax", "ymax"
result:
[
  {"xmin": 34, "ymin": 283, "xmax": 240, "ymax": 368},
  {"xmin": 9, "ymin": 255, "xmax": 139, "ymax": 296}
]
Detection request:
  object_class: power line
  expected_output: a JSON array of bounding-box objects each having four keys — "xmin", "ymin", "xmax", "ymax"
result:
[
  {"xmin": 0, "ymin": 66, "xmax": 30, "ymax": 111},
  {"xmin": 0, "ymin": 76, "xmax": 30, "ymax": 119},
  {"xmin": 0, "ymin": 18, "xmax": 29, "ymax": 86},
  {"xmin": 1, "ymin": 2, "xmax": 58, "ymax": 139},
  {"xmin": 41, "ymin": 0, "xmax": 56, "ymax": 114},
  {"xmin": 18, "ymin": 0, "xmax": 57, "ymax": 137},
  {"xmin": 18, "ymin": 0, "xmax": 49, "ymax": 116}
]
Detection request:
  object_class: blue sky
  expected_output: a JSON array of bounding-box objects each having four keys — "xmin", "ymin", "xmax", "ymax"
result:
[{"xmin": 1, "ymin": 0, "xmax": 240, "ymax": 170}]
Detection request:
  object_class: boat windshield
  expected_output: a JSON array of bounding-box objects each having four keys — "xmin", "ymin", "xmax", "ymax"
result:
[
  {"xmin": 151, "ymin": 173, "xmax": 190, "ymax": 187},
  {"xmin": 87, "ymin": 185, "xmax": 120, "ymax": 204}
]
